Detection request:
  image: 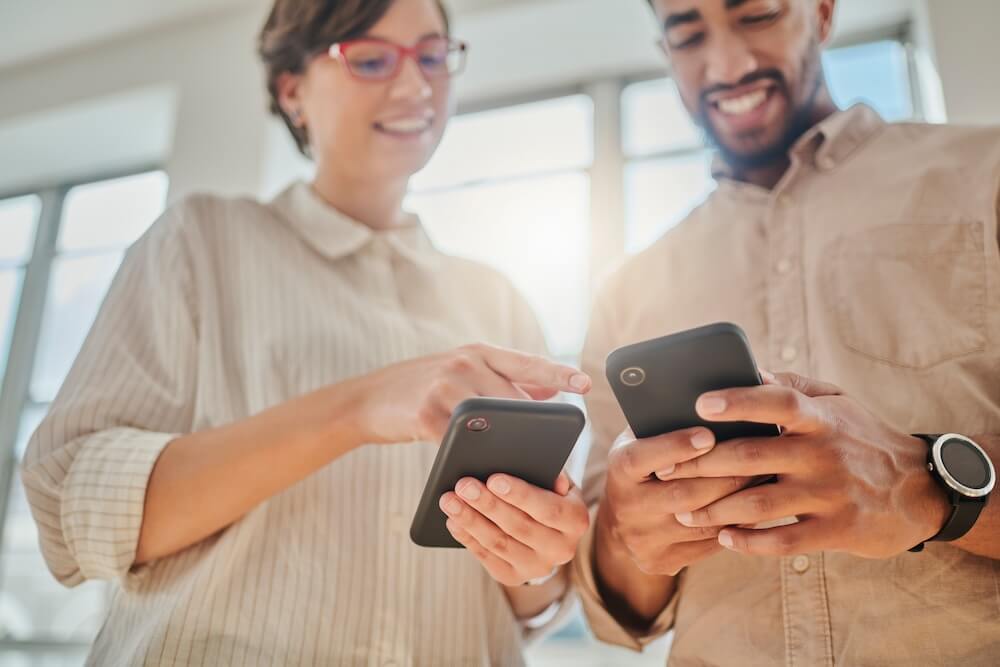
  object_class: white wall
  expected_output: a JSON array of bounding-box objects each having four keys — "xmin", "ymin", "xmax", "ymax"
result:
[
  {"xmin": 0, "ymin": 3, "xmax": 272, "ymax": 202},
  {"xmin": 917, "ymin": 0, "xmax": 1000, "ymax": 125}
]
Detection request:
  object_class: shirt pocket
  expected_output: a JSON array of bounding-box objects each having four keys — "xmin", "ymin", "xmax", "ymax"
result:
[{"xmin": 823, "ymin": 222, "xmax": 987, "ymax": 369}]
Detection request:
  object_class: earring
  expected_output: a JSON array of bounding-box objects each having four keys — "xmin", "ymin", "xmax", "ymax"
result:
[{"xmin": 289, "ymin": 109, "xmax": 303, "ymax": 126}]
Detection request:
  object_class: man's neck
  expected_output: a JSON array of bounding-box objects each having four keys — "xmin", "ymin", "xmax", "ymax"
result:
[{"xmin": 729, "ymin": 92, "xmax": 839, "ymax": 191}]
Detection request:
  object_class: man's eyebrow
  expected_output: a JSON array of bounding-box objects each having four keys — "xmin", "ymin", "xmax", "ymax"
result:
[{"xmin": 663, "ymin": 9, "xmax": 701, "ymax": 30}]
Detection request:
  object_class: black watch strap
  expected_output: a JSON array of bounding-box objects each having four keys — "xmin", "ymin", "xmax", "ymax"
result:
[{"xmin": 909, "ymin": 434, "xmax": 989, "ymax": 553}]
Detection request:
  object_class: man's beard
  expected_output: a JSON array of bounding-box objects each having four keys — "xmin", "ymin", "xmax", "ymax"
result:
[{"xmin": 696, "ymin": 50, "xmax": 825, "ymax": 171}]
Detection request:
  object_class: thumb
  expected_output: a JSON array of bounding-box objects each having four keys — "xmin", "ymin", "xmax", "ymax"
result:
[
  {"xmin": 762, "ymin": 369, "xmax": 843, "ymax": 398},
  {"xmin": 553, "ymin": 471, "xmax": 573, "ymax": 496}
]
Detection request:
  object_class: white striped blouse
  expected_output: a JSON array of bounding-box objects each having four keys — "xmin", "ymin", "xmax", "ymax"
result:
[{"xmin": 21, "ymin": 181, "xmax": 554, "ymax": 666}]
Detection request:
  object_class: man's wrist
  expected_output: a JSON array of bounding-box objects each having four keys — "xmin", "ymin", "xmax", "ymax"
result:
[{"xmin": 907, "ymin": 435, "xmax": 953, "ymax": 549}]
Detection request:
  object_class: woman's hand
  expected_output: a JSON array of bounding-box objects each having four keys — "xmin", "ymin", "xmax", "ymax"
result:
[
  {"xmin": 352, "ymin": 344, "xmax": 591, "ymax": 445},
  {"xmin": 440, "ymin": 472, "xmax": 590, "ymax": 586}
]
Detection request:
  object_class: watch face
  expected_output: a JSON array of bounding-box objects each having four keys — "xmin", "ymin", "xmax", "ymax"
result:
[{"xmin": 940, "ymin": 438, "xmax": 992, "ymax": 490}]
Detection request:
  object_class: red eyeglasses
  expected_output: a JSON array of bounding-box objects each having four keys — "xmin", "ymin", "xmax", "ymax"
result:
[{"xmin": 326, "ymin": 36, "xmax": 468, "ymax": 82}]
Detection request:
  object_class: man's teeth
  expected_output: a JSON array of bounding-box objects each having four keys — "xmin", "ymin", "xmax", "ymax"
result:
[
  {"xmin": 717, "ymin": 90, "xmax": 768, "ymax": 116},
  {"xmin": 379, "ymin": 118, "xmax": 432, "ymax": 133}
]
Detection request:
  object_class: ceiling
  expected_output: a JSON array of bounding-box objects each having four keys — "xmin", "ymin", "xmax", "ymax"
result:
[
  {"xmin": 0, "ymin": 0, "xmax": 915, "ymax": 73},
  {"xmin": 0, "ymin": 0, "xmax": 518, "ymax": 72}
]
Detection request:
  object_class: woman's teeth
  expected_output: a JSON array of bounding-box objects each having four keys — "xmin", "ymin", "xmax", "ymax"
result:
[
  {"xmin": 377, "ymin": 118, "xmax": 432, "ymax": 134},
  {"xmin": 716, "ymin": 89, "xmax": 768, "ymax": 116}
]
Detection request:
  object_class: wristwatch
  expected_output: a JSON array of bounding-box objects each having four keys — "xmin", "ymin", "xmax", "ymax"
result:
[{"xmin": 909, "ymin": 433, "xmax": 995, "ymax": 552}]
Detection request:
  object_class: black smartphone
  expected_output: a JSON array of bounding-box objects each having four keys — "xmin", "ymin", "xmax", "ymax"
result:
[
  {"xmin": 410, "ymin": 397, "xmax": 586, "ymax": 549},
  {"xmin": 606, "ymin": 322, "xmax": 780, "ymax": 442}
]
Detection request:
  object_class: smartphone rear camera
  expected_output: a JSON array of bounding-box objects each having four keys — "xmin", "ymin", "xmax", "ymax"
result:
[
  {"xmin": 620, "ymin": 367, "xmax": 646, "ymax": 387},
  {"xmin": 466, "ymin": 417, "xmax": 491, "ymax": 432}
]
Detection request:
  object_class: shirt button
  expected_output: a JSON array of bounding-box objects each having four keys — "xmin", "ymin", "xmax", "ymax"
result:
[
  {"xmin": 776, "ymin": 258, "xmax": 793, "ymax": 275},
  {"xmin": 792, "ymin": 555, "xmax": 810, "ymax": 573},
  {"xmin": 781, "ymin": 346, "xmax": 798, "ymax": 363}
]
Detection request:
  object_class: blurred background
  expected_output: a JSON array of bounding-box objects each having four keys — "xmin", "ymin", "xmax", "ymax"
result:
[{"xmin": 0, "ymin": 0, "xmax": 997, "ymax": 665}]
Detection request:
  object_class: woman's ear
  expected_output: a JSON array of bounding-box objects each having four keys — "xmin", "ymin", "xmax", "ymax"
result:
[
  {"xmin": 817, "ymin": 0, "xmax": 837, "ymax": 45},
  {"xmin": 276, "ymin": 71, "xmax": 306, "ymax": 127}
]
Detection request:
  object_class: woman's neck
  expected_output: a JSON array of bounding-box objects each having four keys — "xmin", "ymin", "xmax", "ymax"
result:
[{"xmin": 311, "ymin": 162, "xmax": 410, "ymax": 231}]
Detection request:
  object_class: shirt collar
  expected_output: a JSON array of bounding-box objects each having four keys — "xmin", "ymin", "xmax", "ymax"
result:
[
  {"xmin": 711, "ymin": 103, "xmax": 886, "ymax": 180},
  {"xmin": 267, "ymin": 181, "xmax": 439, "ymax": 266}
]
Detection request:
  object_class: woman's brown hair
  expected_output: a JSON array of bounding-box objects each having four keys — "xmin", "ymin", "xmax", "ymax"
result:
[{"xmin": 258, "ymin": 0, "xmax": 451, "ymax": 157}]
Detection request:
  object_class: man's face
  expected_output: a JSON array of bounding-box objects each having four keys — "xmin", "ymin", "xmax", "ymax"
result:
[{"xmin": 651, "ymin": 0, "xmax": 835, "ymax": 169}]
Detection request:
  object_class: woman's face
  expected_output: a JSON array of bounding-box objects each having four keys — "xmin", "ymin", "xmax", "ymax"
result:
[{"xmin": 284, "ymin": 0, "xmax": 455, "ymax": 182}]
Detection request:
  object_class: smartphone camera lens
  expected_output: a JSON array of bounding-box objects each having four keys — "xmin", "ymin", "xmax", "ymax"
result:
[
  {"xmin": 466, "ymin": 417, "xmax": 490, "ymax": 432},
  {"xmin": 620, "ymin": 367, "xmax": 646, "ymax": 387}
]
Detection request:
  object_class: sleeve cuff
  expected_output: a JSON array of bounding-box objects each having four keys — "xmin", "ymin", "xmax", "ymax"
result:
[
  {"xmin": 60, "ymin": 428, "xmax": 176, "ymax": 588},
  {"xmin": 519, "ymin": 564, "xmax": 579, "ymax": 644},
  {"xmin": 570, "ymin": 520, "xmax": 680, "ymax": 651}
]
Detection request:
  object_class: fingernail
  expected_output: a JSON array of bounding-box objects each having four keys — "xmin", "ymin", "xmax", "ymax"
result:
[
  {"xmin": 442, "ymin": 498, "xmax": 462, "ymax": 516},
  {"xmin": 691, "ymin": 430, "xmax": 715, "ymax": 450},
  {"xmin": 719, "ymin": 531, "xmax": 734, "ymax": 548},
  {"xmin": 655, "ymin": 465, "xmax": 675, "ymax": 480},
  {"xmin": 675, "ymin": 512, "xmax": 694, "ymax": 526},
  {"xmin": 759, "ymin": 369, "xmax": 776, "ymax": 383},
  {"xmin": 487, "ymin": 476, "xmax": 511, "ymax": 496},
  {"xmin": 569, "ymin": 373, "xmax": 590, "ymax": 391},
  {"xmin": 697, "ymin": 396, "xmax": 727, "ymax": 416},
  {"xmin": 458, "ymin": 481, "xmax": 480, "ymax": 501}
]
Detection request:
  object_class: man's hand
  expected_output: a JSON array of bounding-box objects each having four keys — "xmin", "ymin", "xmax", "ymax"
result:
[
  {"xmin": 661, "ymin": 371, "xmax": 951, "ymax": 558},
  {"xmin": 598, "ymin": 427, "xmax": 758, "ymax": 576}
]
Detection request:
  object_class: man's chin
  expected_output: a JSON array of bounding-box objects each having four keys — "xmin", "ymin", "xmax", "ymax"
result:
[{"xmin": 714, "ymin": 139, "xmax": 790, "ymax": 171}]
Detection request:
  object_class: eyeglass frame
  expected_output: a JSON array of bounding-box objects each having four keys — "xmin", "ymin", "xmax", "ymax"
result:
[{"xmin": 324, "ymin": 36, "xmax": 469, "ymax": 82}]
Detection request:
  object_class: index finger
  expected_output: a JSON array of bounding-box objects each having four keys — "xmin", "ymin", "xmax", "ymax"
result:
[
  {"xmin": 611, "ymin": 427, "xmax": 718, "ymax": 481},
  {"xmin": 469, "ymin": 344, "xmax": 592, "ymax": 395}
]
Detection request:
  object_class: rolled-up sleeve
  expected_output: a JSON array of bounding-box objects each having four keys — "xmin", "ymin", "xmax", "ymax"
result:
[
  {"xmin": 571, "ymin": 519, "xmax": 679, "ymax": 651},
  {"xmin": 20, "ymin": 205, "xmax": 197, "ymax": 588}
]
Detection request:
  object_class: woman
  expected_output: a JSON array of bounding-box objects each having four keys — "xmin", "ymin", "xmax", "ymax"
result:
[{"xmin": 21, "ymin": 0, "xmax": 592, "ymax": 664}]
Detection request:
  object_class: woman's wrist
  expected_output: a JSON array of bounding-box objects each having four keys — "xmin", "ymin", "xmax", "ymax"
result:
[{"xmin": 313, "ymin": 376, "xmax": 374, "ymax": 457}]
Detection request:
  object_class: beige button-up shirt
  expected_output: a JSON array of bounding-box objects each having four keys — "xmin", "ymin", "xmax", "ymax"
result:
[
  {"xmin": 21, "ymin": 182, "xmax": 551, "ymax": 666},
  {"xmin": 573, "ymin": 105, "xmax": 1000, "ymax": 666}
]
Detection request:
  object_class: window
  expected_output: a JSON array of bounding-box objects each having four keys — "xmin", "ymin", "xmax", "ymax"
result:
[
  {"xmin": 408, "ymin": 95, "xmax": 594, "ymax": 359},
  {"xmin": 0, "ymin": 170, "xmax": 167, "ymax": 661},
  {"xmin": 622, "ymin": 77, "xmax": 716, "ymax": 254},
  {"xmin": 823, "ymin": 40, "xmax": 915, "ymax": 121}
]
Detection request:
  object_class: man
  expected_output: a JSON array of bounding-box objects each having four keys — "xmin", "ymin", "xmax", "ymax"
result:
[{"xmin": 572, "ymin": 0, "xmax": 1000, "ymax": 665}]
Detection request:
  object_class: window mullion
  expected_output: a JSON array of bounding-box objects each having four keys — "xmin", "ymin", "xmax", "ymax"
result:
[
  {"xmin": 0, "ymin": 187, "xmax": 65, "ymax": 560},
  {"xmin": 585, "ymin": 78, "xmax": 627, "ymax": 287}
]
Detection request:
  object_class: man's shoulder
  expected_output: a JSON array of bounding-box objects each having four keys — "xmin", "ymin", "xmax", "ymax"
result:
[{"xmin": 876, "ymin": 120, "xmax": 1000, "ymax": 163}]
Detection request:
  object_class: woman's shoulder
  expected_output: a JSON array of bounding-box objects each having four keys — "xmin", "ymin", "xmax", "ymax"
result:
[
  {"xmin": 140, "ymin": 190, "xmax": 289, "ymax": 262},
  {"xmin": 156, "ymin": 190, "xmax": 272, "ymax": 236}
]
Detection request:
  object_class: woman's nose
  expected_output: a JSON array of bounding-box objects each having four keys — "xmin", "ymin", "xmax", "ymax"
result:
[{"xmin": 389, "ymin": 56, "xmax": 433, "ymax": 101}]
